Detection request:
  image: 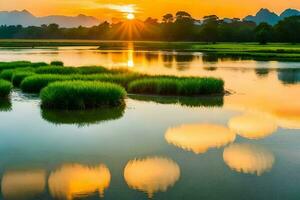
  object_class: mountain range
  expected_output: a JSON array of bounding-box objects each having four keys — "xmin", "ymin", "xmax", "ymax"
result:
[
  {"xmin": 244, "ymin": 8, "xmax": 300, "ymax": 25},
  {"xmin": 0, "ymin": 10, "xmax": 101, "ymax": 28},
  {"xmin": 0, "ymin": 8, "xmax": 299, "ymax": 27}
]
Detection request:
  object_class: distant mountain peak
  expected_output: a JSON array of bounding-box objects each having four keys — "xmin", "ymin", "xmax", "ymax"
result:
[
  {"xmin": 244, "ymin": 8, "xmax": 300, "ymax": 25},
  {"xmin": 280, "ymin": 8, "xmax": 300, "ymax": 18},
  {"xmin": 0, "ymin": 9, "xmax": 101, "ymax": 28}
]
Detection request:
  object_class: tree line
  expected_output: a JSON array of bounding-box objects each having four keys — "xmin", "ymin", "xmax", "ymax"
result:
[{"xmin": 0, "ymin": 11, "xmax": 299, "ymax": 43}]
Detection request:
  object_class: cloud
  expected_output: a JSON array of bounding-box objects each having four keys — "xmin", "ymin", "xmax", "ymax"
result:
[{"xmin": 97, "ymin": 4, "xmax": 137, "ymax": 13}]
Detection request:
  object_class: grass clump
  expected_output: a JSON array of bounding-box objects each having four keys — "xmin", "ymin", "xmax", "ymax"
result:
[
  {"xmin": 21, "ymin": 73, "xmax": 142, "ymax": 93},
  {"xmin": 21, "ymin": 74, "xmax": 71, "ymax": 93},
  {"xmin": 12, "ymin": 71, "xmax": 36, "ymax": 87},
  {"xmin": 50, "ymin": 61, "xmax": 64, "ymax": 66},
  {"xmin": 40, "ymin": 81, "xmax": 127, "ymax": 109},
  {"xmin": 128, "ymin": 77, "xmax": 224, "ymax": 96},
  {"xmin": 0, "ymin": 61, "xmax": 47, "ymax": 71},
  {"xmin": 0, "ymin": 79, "xmax": 13, "ymax": 97},
  {"xmin": 35, "ymin": 66, "xmax": 110, "ymax": 75},
  {"xmin": 0, "ymin": 69, "xmax": 15, "ymax": 81},
  {"xmin": 0, "ymin": 67, "xmax": 35, "ymax": 81}
]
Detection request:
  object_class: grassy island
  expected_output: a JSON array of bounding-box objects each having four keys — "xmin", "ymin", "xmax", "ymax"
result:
[
  {"xmin": 128, "ymin": 78, "xmax": 224, "ymax": 96},
  {"xmin": 40, "ymin": 81, "xmax": 127, "ymax": 109},
  {"xmin": 0, "ymin": 61, "xmax": 225, "ymax": 110}
]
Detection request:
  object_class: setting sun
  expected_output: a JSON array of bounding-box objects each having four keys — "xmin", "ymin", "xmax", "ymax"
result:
[{"xmin": 126, "ymin": 13, "xmax": 135, "ymax": 20}]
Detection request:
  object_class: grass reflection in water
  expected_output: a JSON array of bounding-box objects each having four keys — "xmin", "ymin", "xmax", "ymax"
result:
[
  {"xmin": 41, "ymin": 105, "xmax": 125, "ymax": 127},
  {"xmin": 0, "ymin": 97, "xmax": 12, "ymax": 112},
  {"xmin": 129, "ymin": 94, "xmax": 224, "ymax": 107}
]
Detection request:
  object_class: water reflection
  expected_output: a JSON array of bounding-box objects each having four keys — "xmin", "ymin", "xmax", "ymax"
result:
[
  {"xmin": 0, "ymin": 98, "xmax": 12, "ymax": 112},
  {"xmin": 124, "ymin": 157, "xmax": 180, "ymax": 198},
  {"xmin": 223, "ymin": 143, "xmax": 275, "ymax": 176},
  {"xmin": 41, "ymin": 106, "xmax": 125, "ymax": 127},
  {"xmin": 129, "ymin": 95, "xmax": 224, "ymax": 108},
  {"xmin": 228, "ymin": 113, "xmax": 278, "ymax": 140},
  {"xmin": 48, "ymin": 164, "xmax": 111, "ymax": 199},
  {"xmin": 225, "ymin": 84, "xmax": 300, "ymax": 130},
  {"xmin": 165, "ymin": 124, "xmax": 235, "ymax": 154},
  {"xmin": 202, "ymin": 54, "xmax": 218, "ymax": 63},
  {"xmin": 1, "ymin": 169, "xmax": 46, "ymax": 200},
  {"xmin": 255, "ymin": 68, "xmax": 270, "ymax": 78},
  {"xmin": 277, "ymin": 69, "xmax": 300, "ymax": 84}
]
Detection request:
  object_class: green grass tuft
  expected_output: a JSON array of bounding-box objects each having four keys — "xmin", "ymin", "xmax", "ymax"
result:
[
  {"xmin": 128, "ymin": 77, "xmax": 224, "ymax": 96},
  {"xmin": 0, "ymin": 67, "xmax": 35, "ymax": 81},
  {"xmin": 12, "ymin": 71, "xmax": 36, "ymax": 87},
  {"xmin": 20, "ymin": 73, "xmax": 142, "ymax": 93},
  {"xmin": 35, "ymin": 66, "xmax": 110, "ymax": 75},
  {"xmin": 0, "ymin": 79, "xmax": 13, "ymax": 97},
  {"xmin": 0, "ymin": 61, "xmax": 48, "ymax": 71},
  {"xmin": 0, "ymin": 69, "xmax": 15, "ymax": 81},
  {"xmin": 50, "ymin": 61, "xmax": 64, "ymax": 66},
  {"xmin": 40, "ymin": 81, "xmax": 127, "ymax": 109}
]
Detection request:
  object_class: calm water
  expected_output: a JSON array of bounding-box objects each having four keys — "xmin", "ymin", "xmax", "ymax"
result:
[{"xmin": 0, "ymin": 47, "xmax": 300, "ymax": 200}]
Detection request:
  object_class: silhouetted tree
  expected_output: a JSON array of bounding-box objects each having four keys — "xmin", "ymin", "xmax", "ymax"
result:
[
  {"xmin": 255, "ymin": 23, "xmax": 273, "ymax": 44},
  {"xmin": 162, "ymin": 14, "xmax": 174, "ymax": 23},
  {"xmin": 274, "ymin": 16, "xmax": 300, "ymax": 43}
]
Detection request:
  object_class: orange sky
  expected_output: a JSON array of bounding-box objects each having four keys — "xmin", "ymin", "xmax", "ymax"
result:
[{"xmin": 1, "ymin": 0, "xmax": 300, "ymax": 20}]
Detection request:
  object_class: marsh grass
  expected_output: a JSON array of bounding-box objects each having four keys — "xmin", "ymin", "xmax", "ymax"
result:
[
  {"xmin": 0, "ymin": 69, "xmax": 14, "ymax": 81},
  {"xmin": 0, "ymin": 61, "xmax": 48, "ymax": 71},
  {"xmin": 50, "ymin": 61, "xmax": 64, "ymax": 66},
  {"xmin": 12, "ymin": 71, "xmax": 36, "ymax": 87},
  {"xmin": 40, "ymin": 81, "xmax": 127, "ymax": 109},
  {"xmin": 21, "ymin": 73, "xmax": 143, "ymax": 93},
  {"xmin": 0, "ymin": 67, "xmax": 34, "ymax": 81},
  {"xmin": 128, "ymin": 77, "xmax": 224, "ymax": 96},
  {"xmin": 41, "ymin": 105, "xmax": 125, "ymax": 126},
  {"xmin": 35, "ymin": 66, "xmax": 110, "ymax": 75},
  {"xmin": 0, "ymin": 79, "xmax": 13, "ymax": 97}
]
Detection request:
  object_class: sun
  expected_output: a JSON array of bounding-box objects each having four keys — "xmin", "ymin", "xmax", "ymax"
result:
[{"xmin": 126, "ymin": 13, "xmax": 135, "ymax": 20}]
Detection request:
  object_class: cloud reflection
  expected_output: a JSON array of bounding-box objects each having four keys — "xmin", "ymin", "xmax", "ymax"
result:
[
  {"xmin": 228, "ymin": 113, "xmax": 278, "ymax": 140},
  {"xmin": 124, "ymin": 156, "xmax": 180, "ymax": 198},
  {"xmin": 48, "ymin": 164, "xmax": 111, "ymax": 199},
  {"xmin": 223, "ymin": 143, "xmax": 275, "ymax": 176},
  {"xmin": 1, "ymin": 169, "xmax": 46, "ymax": 200},
  {"xmin": 165, "ymin": 124, "xmax": 236, "ymax": 154}
]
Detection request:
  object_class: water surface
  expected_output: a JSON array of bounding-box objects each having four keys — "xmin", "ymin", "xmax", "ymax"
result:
[{"xmin": 0, "ymin": 47, "xmax": 299, "ymax": 200}]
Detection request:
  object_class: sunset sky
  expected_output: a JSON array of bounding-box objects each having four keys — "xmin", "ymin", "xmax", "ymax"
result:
[{"xmin": 1, "ymin": 0, "xmax": 300, "ymax": 21}]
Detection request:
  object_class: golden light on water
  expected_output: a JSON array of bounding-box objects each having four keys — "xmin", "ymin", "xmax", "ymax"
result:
[
  {"xmin": 165, "ymin": 124, "xmax": 236, "ymax": 154},
  {"xmin": 48, "ymin": 164, "xmax": 111, "ymax": 200},
  {"xmin": 223, "ymin": 143, "xmax": 275, "ymax": 176},
  {"xmin": 124, "ymin": 157, "xmax": 180, "ymax": 198}
]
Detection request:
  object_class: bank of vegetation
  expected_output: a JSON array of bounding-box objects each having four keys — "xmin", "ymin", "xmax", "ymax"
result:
[{"xmin": 0, "ymin": 13, "xmax": 299, "ymax": 44}]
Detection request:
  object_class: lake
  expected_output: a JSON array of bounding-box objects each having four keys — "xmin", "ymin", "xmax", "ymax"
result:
[{"xmin": 0, "ymin": 46, "xmax": 299, "ymax": 200}]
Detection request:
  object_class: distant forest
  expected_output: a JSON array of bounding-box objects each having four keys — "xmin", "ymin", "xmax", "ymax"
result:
[{"xmin": 0, "ymin": 12, "xmax": 300, "ymax": 43}]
